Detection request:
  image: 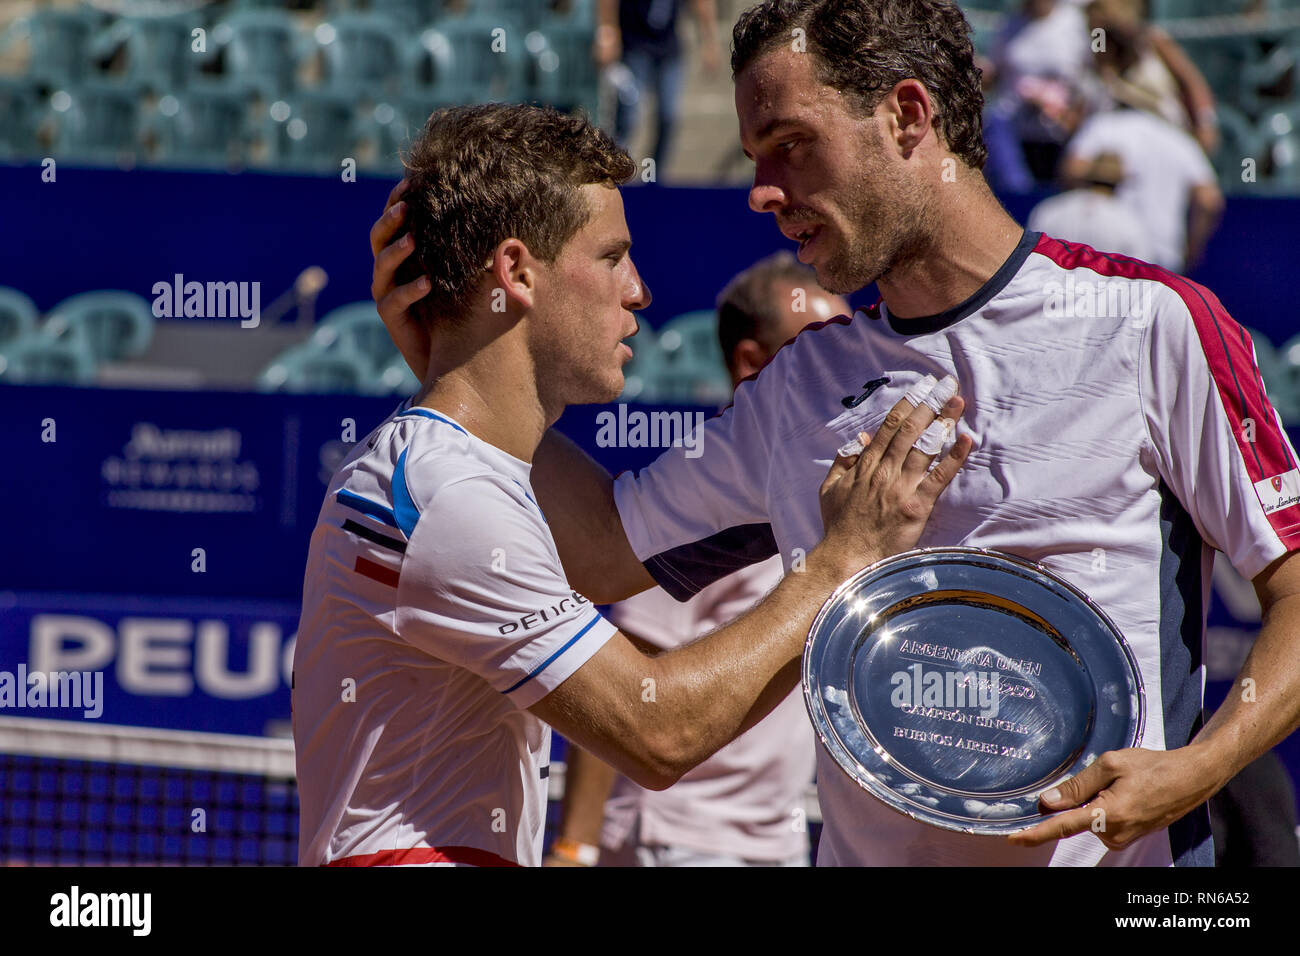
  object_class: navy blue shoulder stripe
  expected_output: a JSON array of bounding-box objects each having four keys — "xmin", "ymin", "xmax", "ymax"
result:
[{"xmin": 336, "ymin": 489, "xmax": 399, "ymax": 529}]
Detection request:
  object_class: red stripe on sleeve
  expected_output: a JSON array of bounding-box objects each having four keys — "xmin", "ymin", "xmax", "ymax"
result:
[{"xmin": 1033, "ymin": 234, "xmax": 1299, "ymax": 543}]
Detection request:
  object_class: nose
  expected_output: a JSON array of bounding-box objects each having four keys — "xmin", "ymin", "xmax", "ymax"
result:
[
  {"xmin": 624, "ymin": 257, "xmax": 652, "ymax": 312},
  {"xmin": 748, "ymin": 164, "xmax": 787, "ymax": 214}
]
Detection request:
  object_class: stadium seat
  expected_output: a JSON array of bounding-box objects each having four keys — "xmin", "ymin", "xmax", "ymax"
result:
[
  {"xmin": 1274, "ymin": 333, "xmax": 1300, "ymax": 421},
  {"xmin": 617, "ymin": 326, "xmax": 663, "ymax": 402},
  {"xmin": 653, "ymin": 310, "xmax": 732, "ymax": 405},
  {"xmin": 0, "ymin": 336, "xmax": 97, "ymax": 385},
  {"xmin": 47, "ymin": 80, "xmax": 144, "ymax": 163},
  {"xmin": 315, "ymin": 12, "xmax": 412, "ymax": 98},
  {"xmin": 0, "ymin": 288, "xmax": 39, "ymax": 347},
  {"xmin": 526, "ymin": 11, "xmax": 599, "ymax": 115},
  {"xmin": 257, "ymin": 344, "xmax": 374, "ymax": 393},
  {"xmin": 210, "ymin": 10, "xmax": 305, "ymax": 97},
  {"xmin": 260, "ymin": 90, "xmax": 361, "ymax": 171},
  {"xmin": 1261, "ymin": 102, "xmax": 1300, "ymax": 187},
  {"xmin": 357, "ymin": 0, "xmax": 443, "ymax": 31},
  {"xmin": 1212, "ymin": 103, "xmax": 1268, "ymax": 185},
  {"xmin": 376, "ymin": 353, "xmax": 422, "ymax": 395},
  {"xmin": 147, "ymin": 81, "xmax": 255, "ymax": 169},
  {"xmin": 11, "ymin": 7, "xmax": 105, "ymax": 88},
  {"xmin": 0, "ymin": 76, "xmax": 44, "ymax": 160},
  {"xmin": 311, "ymin": 303, "xmax": 401, "ymax": 374},
  {"xmin": 88, "ymin": 13, "xmax": 204, "ymax": 92},
  {"xmin": 43, "ymin": 291, "xmax": 156, "ymax": 363},
  {"xmin": 413, "ymin": 13, "xmax": 529, "ymax": 105}
]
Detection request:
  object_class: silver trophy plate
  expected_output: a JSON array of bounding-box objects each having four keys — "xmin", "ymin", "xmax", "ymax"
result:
[{"xmin": 803, "ymin": 547, "xmax": 1144, "ymax": 835}]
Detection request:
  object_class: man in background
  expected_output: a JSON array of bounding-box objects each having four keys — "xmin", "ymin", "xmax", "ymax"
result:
[
  {"xmin": 547, "ymin": 252, "xmax": 845, "ymax": 868},
  {"xmin": 1027, "ymin": 151, "xmax": 1154, "ymax": 261}
]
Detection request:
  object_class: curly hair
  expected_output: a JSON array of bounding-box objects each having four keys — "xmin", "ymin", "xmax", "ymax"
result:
[
  {"xmin": 731, "ymin": 0, "xmax": 988, "ymax": 170},
  {"xmin": 396, "ymin": 104, "xmax": 636, "ymax": 325}
]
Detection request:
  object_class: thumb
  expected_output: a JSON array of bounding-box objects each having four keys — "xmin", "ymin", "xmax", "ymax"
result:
[{"xmin": 1040, "ymin": 757, "xmax": 1117, "ymax": 810}]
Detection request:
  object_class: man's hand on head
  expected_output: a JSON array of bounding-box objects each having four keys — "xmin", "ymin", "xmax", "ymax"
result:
[{"xmin": 370, "ymin": 179, "xmax": 433, "ymax": 383}]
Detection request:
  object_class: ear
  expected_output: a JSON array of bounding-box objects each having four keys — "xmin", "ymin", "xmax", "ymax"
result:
[
  {"xmin": 489, "ymin": 238, "xmax": 537, "ymax": 312},
  {"xmin": 881, "ymin": 78, "xmax": 935, "ymax": 157},
  {"xmin": 731, "ymin": 338, "xmax": 770, "ymax": 381}
]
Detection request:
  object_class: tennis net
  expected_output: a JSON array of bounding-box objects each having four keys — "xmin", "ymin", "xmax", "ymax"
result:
[{"xmin": 0, "ymin": 716, "xmax": 297, "ymax": 865}]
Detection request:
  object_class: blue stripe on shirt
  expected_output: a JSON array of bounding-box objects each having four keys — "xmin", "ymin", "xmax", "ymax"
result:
[
  {"xmin": 336, "ymin": 489, "xmax": 399, "ymax": 529},
  {"xmin": 504, "ymin": 611, "xmax": 604, "ymax": 695}
]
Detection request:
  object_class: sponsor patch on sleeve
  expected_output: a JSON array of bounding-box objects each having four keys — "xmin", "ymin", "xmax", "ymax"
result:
[{"xmin": 1254, "ymin": 469, "xmax": 1300, "ymax": 515}]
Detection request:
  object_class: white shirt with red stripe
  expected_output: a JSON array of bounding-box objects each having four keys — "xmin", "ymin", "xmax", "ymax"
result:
[
  {"xmin": 613, "ymin": 230, "xmax": 1300, "ymax": 866},
  {"xmin": 294, "ymin": 404, "xmax": 617, "ymax": 867}
]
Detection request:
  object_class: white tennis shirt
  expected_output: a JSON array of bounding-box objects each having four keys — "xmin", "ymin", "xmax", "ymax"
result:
[
  {"xmin": 294, "ymin": 405, "xmax": 616, "ymax": 866},
  {"xmin": 613, "ymin": 230, "xmax": 1300, "ymax": 866}
]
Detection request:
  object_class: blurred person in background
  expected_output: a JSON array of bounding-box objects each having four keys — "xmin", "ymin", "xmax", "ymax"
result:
[
  {"xmin": 1060, "ymin": 80, "xmax": 1224, "ymax": 272},
  {"xmin": 595, "ymin": 0, "xmax": 721, "ymax": 177},
  {"xmin": 1027, "ymin": 151, "xmax": 1154, "ymax": 261},
  {"xmin": 545, "ymin": 252, "xmax": 845, "ymax": 868},
  {"xmin": 1086, "ymin": 0, "xmax": 1220, "ymax": 154},
  {"xmin": 980, "ymin": 0, "xmax": 1096, "ymax": 191}
]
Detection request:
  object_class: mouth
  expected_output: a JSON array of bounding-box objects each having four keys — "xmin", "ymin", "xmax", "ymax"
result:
[
  {"xmin": 780, "ymin": 220, "xmax": 823, "ymax": 262},
  {"xmin": 794, "ymin": 224, "xmax": 822, "ymax": 264}
]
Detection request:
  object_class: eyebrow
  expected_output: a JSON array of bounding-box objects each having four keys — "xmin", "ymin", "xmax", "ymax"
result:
[
  {"xmin": 741, "ymin": 118, "xmax": 803, "ymax": 159},
  {"xmin": 604, "ymin": 238, "xmax": 632, "ymax": 256}
]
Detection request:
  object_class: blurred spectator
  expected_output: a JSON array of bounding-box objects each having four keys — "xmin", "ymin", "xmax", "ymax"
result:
[
  {"xmin": 982, "ymin": 0, "xmax": 1096, "ymax": 191},
  {"xmin": 545, "ymin": 253, "xmax": 843, "ymax": 868},
  {"xmin": 1027, "ymin": 151, "xmax": 1154, "ymax": 261},
  {"xmin": 1087, "ymin": 0, "xmax": 1220, "ymax": 154},
  {"xmin": 1061, "ymin": 87, "xmax": 1224, "ymax": 272},
  {"xmin": 595, "ymin": 0, "xmax": 720, "ymax": 177}
]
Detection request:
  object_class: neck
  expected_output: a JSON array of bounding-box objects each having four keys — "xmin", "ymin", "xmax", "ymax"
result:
[
  {"xmin": 412, "ymin": 316, "xmax": 553, "ymax": 463},
  {"xmin": 877, "ymin": 173, "xmax": 1025, "ymax": 321}
]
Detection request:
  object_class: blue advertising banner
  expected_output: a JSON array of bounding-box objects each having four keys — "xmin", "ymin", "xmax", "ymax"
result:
[{"xmin": 0, "ymin": 591, "xmax": 297, "ymax": 737}]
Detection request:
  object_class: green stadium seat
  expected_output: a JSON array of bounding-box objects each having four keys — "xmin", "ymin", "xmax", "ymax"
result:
[
  {"xmin": 0, "ymin": 76, "xmax": 43, "ymax": 160},
  {"xmin": 414, "ymin": 13, "xmax": 529, "ymax": 105},
  {"xmin": 43, "ymin": 291, "xmax": 156, "ymax": 363},
  {"xmin": 526, "ymin": 12, "xmax": 598, "ymax": 115},
  {"xmin": 0, "ymin": 335, "xmax": 98, "ymax": 385},
  {"xmin": 147, "ymin": 81, "xmax": 255, "ymax": 169},
  {"xmin": 316, "ymin": 12, "xmax": 412, "ymax": 98},
  {"xmin": 210, "ymin": 9, "xmax": 306, "ymax": 97},
  {"xmin": 617, "ymin": 327, "xmax": 663, "ymax": 402},
  {"xmin": 653, "ymin": 310, "xmax": 732, "ymax": 405},
  {"xmin": 257, "ymin": 344, "xmax": 375, "ymax": 393},
  {"xmin": 47, "ymin": 80, "xmax": 144, "ymax": 162},
  {"xmin": 0, "ymin": 288, "xmax": 39, "ymax": 347},
  {"xmin": 89, "ymin": 13, "xmax": 205, "ymax": 92},
  {"xmin": 376, "ymin": 353, "xmax": 422, "ymax": 395},
  {"xmin": 311, "ymin": 303, "xmax": 401, "ymax": 374},
  {"xmin": 260, "ymin": 89, "xmax": 360, "ymax": 171},
  {"xmin": 12, "ymin": 7, "xmax": 105, "ymax": 88}
]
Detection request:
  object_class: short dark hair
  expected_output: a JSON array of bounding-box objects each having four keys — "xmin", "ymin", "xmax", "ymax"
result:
[
  {"xmin": 731, "ymin": 0, "xmax": 988, "ymax": 170},
  {"xmin": 716, "ymin": 251, "xmax": 819, "ymax": 375},
  {"xmin": 395, "ymin": 104, "xmax": 636, "ymax": 325}
]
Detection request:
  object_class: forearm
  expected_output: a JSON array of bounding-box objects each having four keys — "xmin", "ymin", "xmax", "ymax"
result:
[
  {"xmin": 639, "ymin": 546, "xmax": 860, "ymax": 776},
  {"xmin": 532, "ymin": 428, "xmax": 655, "ymax": 603},
  {"xmin": 557, "ymin": 744, "xmax": 618, "ymax": 846},
  {"xmin": 1188, "ymin": 592, "xmax": 1300, "ymax": 791},
  {"xmin": 691, "ymin": 0, "xmax": 718, "ymax": 45},
  {"xmin": 1185, "ymin": 192, "xmax": 1222, "ymax": 269}
]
